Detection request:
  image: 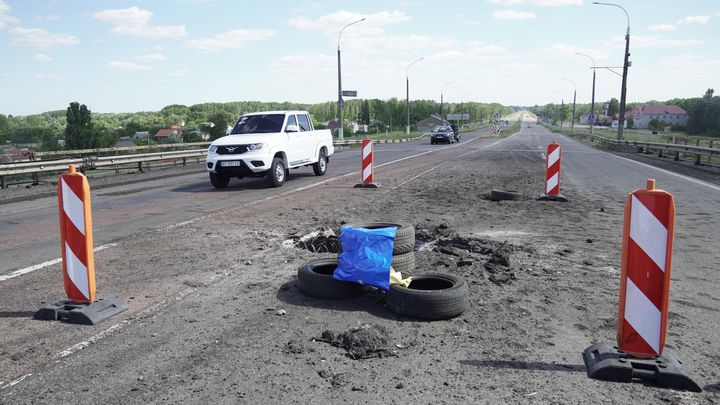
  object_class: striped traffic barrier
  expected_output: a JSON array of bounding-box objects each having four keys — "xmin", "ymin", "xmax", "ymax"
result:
[
  {"xmin": 537, "ymin": 140, "xmax": 568, "ymax": 202},
  {"xmin": 57, "ymin": 164, "xmax": 96, "ymax": 303},
  {"xmin": 354, "ymin": 136, "xmax": 377, "ymax": 188},
  {"xmin": 582, "ymin": 179, "xmax": 700, "ymax": 392},
  {"xmin": 34, "ymin": 164, "xmax": 127, "ymax": 325},
  {"xmin": 545, "ymin": 141, "xmax": 561, "ymax": 196},
  {"xmin": 617, "ymin": 178, "xmax": 674, "ymax": 357}
]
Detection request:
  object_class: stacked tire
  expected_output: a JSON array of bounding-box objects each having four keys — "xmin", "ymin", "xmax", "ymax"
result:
[
  {"xmin": 295, "ymin": 221, "xmax": 469, "ymax": 320},
  {"xmin": 344, "ymin": 222, "xmax": 416, "ymax": 275}
]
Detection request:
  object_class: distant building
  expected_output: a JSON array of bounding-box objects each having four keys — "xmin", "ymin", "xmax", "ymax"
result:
[
  {"xmin": 132, "ymin": 131, "xmax": 150, "ymax": 140},
  {"xmin": 629, "ymin": 105, "xmax": 688, "ymax": 129},
  {"xmin": 113, "ymin": 140, "xmax": 137, "ymax": 148},
  {"xmin": 416, "ymin": 114, "xmax": 445, "ymax": 133},
  {"xmin": 154, "ymin": 128, "xmax": 182, "ymax": 142}
]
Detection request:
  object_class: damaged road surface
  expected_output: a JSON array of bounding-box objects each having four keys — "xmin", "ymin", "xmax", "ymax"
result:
[{"xmin": 1, "ymin": 126, "xmax": 719, "ymax": 404}]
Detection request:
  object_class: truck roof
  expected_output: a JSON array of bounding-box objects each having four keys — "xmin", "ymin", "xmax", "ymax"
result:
[{"xmin": 242, "ymin": 111, "xmax": 309, "ymax": 116}]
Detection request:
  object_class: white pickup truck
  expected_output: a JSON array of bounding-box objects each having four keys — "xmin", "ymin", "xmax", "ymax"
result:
[{"xmin": 205, "ymin": 111, "xmax": 334, "ymax": 188}]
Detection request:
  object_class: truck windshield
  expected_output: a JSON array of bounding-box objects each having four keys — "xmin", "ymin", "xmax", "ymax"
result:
[{"xmin": 230, "ymin": 114, "xmax": 285, "ymax": 134}]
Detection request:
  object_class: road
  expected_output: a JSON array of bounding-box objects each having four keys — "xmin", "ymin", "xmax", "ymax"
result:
[
  {"xmin": 1, "ymin": 122, "xmax": 718, "ymax": 403},
  {"xmin": 0, "ymin": 128, "xmax": 494, "ymax": 278}
]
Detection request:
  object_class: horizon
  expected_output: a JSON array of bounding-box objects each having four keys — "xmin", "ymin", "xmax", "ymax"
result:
[{"xmin": 1, "ymin": 0, "xmax": 719, "ymax": 116}]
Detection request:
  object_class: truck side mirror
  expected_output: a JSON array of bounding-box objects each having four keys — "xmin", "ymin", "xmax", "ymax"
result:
[{"xmin": 285, "ymin": 124, "xmax": 299, "ymax": 133}]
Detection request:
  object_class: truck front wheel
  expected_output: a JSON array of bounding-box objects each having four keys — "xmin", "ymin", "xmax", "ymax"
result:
[
  {"xmin": 267, "ymin": 157, "xmax": 286, "ymax": 187},
  {"xmin": 209, "ymin": 172, "xmax": 229, "ymax": 188},
  {"xmin": 313, "ymin": 149, "xmax": 327, "ymax": 176}
]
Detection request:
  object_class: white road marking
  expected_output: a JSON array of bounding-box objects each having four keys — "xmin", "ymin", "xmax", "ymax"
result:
[
  {"xmin": 0, "ymin": 374, "xmax": 32, "ymax": 390},
  {"xmin": 56, "ymin": 323, "xmax": 124, "ymax": 358},
  {"xmin": 0, "ymin": 243, "xmax": 118, "ymax": 283}
]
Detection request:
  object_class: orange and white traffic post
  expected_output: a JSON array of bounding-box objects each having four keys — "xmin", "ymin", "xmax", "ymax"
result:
[
  {"xmin": 354, "ymin": 136, "xmax": 377, "ymax": 188},
  {"xmin": 582, "ymin": 179, "xmax": 700, "ymax": 392},
  {"xmin": 616, "ymin": 179, "xmax": 674, "ymax": 357},
  {"xmin": 58, "ymin": 164, "xmax": 97, "ymax": 303},
  {"xmin": 34, "ymin": 164, "xmax": 127, "ymax": 325},
  {"xmin": 537, "ymin": 140, "xmax": 567, "ymax": 202}
]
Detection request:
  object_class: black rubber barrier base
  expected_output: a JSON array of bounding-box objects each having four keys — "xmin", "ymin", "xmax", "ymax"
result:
[
  {"xmin": 353, "ymin": 183, "xmax": 378, "ymax": 189},
  {"xmin": 536, "ymin": 193, "xmax": 569, "ymax": 202},
  {"xmin": 35, "ymin": 298, "xmax": 128, "ymax": 325},
  {"xmin": 583, "ymin": 342, "xmax": 701, "ymax": 392}
]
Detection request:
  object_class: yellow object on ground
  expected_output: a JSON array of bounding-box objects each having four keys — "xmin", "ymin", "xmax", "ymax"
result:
[{"xmin": 389, "ymin": 266, "xmax": 412, "ymax": 288}]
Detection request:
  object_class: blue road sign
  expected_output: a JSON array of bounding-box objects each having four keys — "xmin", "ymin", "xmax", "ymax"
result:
[{"xmin": 493, "ymin": 113, "xmax": 499, "ymax": 118}]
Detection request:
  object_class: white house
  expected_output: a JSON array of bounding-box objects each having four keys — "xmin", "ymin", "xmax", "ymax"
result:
[{"xmin": 630, "ymin": 105, "xmax": 688, "ymax": 129}]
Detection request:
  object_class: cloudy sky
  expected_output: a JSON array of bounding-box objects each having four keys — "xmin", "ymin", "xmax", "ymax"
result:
[{"xmin": 1, "ymin": 0, "xmax": 719, "ymax": 115}]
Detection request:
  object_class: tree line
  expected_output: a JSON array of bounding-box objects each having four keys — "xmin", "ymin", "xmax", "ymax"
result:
[
  {"xmin": 0, "ymin": 99, "xmax": 515, "ymax": 151},
  {"xmin": 529, "ymin": 89, "xmax": 720, "ymax": 136}
]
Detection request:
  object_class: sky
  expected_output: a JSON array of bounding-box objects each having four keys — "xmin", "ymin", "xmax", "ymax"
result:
[{"xmin": 1, "ymin": 0, "xmax": 719, "ymax": 116}]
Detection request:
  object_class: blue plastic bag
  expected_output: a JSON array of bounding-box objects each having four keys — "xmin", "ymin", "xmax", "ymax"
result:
[{"xmin": 334, "ymin": 225, "xmax": 397, "ymax": 291}]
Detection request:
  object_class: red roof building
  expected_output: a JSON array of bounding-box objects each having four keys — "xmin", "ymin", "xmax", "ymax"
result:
[{"xmin": 631, "ymin": 104, "xmax": 688, "ymax": 129}]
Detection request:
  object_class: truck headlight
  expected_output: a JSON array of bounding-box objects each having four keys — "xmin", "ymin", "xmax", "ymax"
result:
[
  {"xmin": 247, "ymin": 143, "xmax": 265, "ymax": 151},
  {"xmin": 208, "ymin": 145, "xmax": 218, "ymax": 154}
]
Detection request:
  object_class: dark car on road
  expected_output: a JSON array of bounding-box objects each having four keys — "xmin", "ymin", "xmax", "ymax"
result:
[{"xmin": 431, "ymin": 125, "xmax": 458, "ymax": 144}]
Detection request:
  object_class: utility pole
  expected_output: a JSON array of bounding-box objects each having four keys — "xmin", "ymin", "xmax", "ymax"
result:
[
  {"xmin": 594, "ymin": 2, "xmax": 630, "ymax": 140},
  {"xmin": 336, "ymin": 18, "xmax": 365, "ymax": 140}
]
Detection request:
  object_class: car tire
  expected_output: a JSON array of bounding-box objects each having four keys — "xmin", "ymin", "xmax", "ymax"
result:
[
  {"xmin": 489, "ymin": 189, "xmax": 523, "ymax": 201},
  {"xmin": 313, "ymin": 149, "xmax": 327, "ymax": 176},
  {"xmin": 391, "ymin": 250, "xmax": 416, "ymax": 274},
  {"xmin": 386, "ymin": 272, "xmax": 469, "ymax": 320},
  {"xmin": 209, "ymin": 172, "xmax": 230, "ymax": 188},
  {"xmin": 297, "ymin": 258, "xmax": 365, "ymax": 299},
  {"xmin": 342, "ymin": 221, "xmax": 415, "ymax": 255},
  {"xmin": 267, "ymin": 157, "xmax": 286, "ymax": 187}
]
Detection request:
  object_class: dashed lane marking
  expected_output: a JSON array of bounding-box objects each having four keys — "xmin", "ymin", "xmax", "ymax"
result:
[{"xmin": 0, "ymin": 243, "xmax": 118, "ymax": 283}]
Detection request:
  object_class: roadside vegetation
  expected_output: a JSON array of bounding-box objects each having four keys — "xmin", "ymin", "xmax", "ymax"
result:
[
  {"xmin": 0, "ymin": 99, "xmax": 515, "ymax": 153},
  {"xmin": 529, "ymin": 88, "xmax": 720, "ymax": 140}
]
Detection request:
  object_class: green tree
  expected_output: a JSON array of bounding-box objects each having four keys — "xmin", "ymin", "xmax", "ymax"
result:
[
  {"xmin": 361, "ymin": 100, "xmax": 370, "ymax": 125},
  {"xmin": 607, "ymin": 98, "xmax": 619, "ymax": 117},
  {"xmin": 648, "ymin": 119, "xmax": 665, "ymax": 132},
  {"xmin": 204, "ymin": 111, "xmax": 234, "ymax": 140},
  {"xmin": 64, "ymin": 102, "xmax": 94, "ymax": 149}
]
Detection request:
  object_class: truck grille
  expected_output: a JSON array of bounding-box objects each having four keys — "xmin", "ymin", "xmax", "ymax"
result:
[{"xmin": 216, "ymin": 145, "xmax": 249, "ymax": 155}]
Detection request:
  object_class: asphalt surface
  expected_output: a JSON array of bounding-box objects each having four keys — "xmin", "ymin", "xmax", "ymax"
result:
[
  {"xmin": 0, "ymin": 129, "xmax": 491, "ymax": 278},
  {"xmin": 1, "ymin": 121, "xmax": 719, "ymax": 403}
]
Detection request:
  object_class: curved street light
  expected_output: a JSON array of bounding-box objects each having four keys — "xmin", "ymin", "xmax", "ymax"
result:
[
  {"xmin": 576, "ymin": 52, "xmax": 597, "ymax": 135},
  {"xmin": 562, "ymin": 77, "xmax": 577, "ymax": 131},
  {"xmin": 336, "ymin": 17, "xmax": 366, "ymax": 140},
  {"xmin": 593, "ymin": 2, "xmax": 630, "ymax": 140},
  {"xmin": 440, "ymin": 81, "xmax": 454, "ymax": 124},
  {"xmin": 406, "ymin": 57, "xmax": 424, "ymax": 134}
]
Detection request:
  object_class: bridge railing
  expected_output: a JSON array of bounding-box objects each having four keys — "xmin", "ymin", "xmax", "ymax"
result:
[{"xmin": 0, "ymin": 136, "xmax": 430, "ymax": 189}]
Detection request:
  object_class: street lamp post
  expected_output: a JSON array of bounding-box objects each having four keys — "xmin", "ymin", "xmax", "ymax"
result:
[
  {"xmin": 594, "ymin": 1, "xmax": 630, "ymax": 140},
  {"xmin": 562, "ymin": 78, "xmax": 577, "ymax": 131},
  {"xmin": 406, "ymin": 57, "xmax": 424, "ymax": 135},
  {"xmin": 337, "ymin": 17, "xmax": 365, "ymax": 140},
  {"xmin": 440, "ymin": 81, "xmax": 454, "ymax": 124},
  {"xmin": 576, "ymin": 52, "xmax": 596, "ymax": 135},
  {"xmin": 551, "ymin": 90, "xmax": 563, "ymax": 129},
  {"xmin": 460, "ymin": 92, "xmax": 471, "ymax": 129}
]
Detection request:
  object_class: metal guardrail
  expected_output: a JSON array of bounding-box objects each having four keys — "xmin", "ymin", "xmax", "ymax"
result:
[
  {"xmin": 572, "ymin": 133, "xmax": 720, "ymax": 165},
  {"xmin": 0, "ymin": 136, "xmax": 430, "ymax": 189}
]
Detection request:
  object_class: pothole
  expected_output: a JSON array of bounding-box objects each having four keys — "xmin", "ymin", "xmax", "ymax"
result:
[{"xmin": 283, "ymin": 227, "xmax": 341, "ymax": 253}]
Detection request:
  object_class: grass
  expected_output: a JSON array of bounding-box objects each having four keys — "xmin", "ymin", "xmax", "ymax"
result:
[{"xmin": 499, "ymin": 121, "xmax": 522, "ymax": 138}]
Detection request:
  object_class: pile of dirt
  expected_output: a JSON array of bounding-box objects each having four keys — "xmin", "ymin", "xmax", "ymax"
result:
[
  {"xmin": 418, "ymin": 228, "xmax": 523, "ymax": 284},
  {"xmin": 318, "ymin": 324, "xmax": 398, "ymax": 360}
]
